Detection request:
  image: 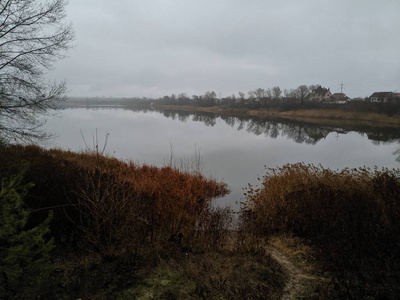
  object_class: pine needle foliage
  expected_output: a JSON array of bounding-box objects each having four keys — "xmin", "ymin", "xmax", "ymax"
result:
[{"xmin": 0, "ymin": 170, "xmax": 54, "ymax": 299}]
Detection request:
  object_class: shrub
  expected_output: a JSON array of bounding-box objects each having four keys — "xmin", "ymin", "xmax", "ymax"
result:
[
  {"xmin": 0, "ymin": 170, "xmax": 54, "ymax": 299},
  {"xmin": 242, "ymin": 164, "xmax": 400, "ymax": 245},
  {"xmin": 241, "ymin": 163, "xmax": 400, "ymax": 298},
  {"xmin": 0, "ymin": 145, "xmax": 229, "ymax": 258},
  {"xmin": 192, "ymin": 207, "xmax": 234, "ymax": 251}
]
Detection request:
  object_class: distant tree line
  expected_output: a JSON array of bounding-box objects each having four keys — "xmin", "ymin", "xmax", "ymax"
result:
[
  {"xmin": 156, "ymin": 85, "xmax": 400, "ymax": 116},
  {"xmin": 157, "ymin": 85, "xmax": 330, "ymax": 107},
  {"xmin": 157, "ymin": 85, "xmax": 319, "ymax": 108}
]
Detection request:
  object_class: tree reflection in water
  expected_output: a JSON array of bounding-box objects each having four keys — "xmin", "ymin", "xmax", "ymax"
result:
[
  {"xmin": 151, "ymin": 108, "xmax": 400, "ymax": 146},
  {"xmin": 56, "ymin": 104, "xmax": 400, "ymax": 161},
  {"xmin": 394, "ymin": 148, "xmax": 400, "ymax": 162}
]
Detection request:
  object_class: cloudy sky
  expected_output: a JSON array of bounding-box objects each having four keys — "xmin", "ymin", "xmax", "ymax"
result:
[{"xmin": 49, "ymin": 0, "xmax": 400, "ymax": 98}]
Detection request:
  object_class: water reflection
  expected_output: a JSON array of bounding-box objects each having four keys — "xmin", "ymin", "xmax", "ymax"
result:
[
  {"xmin": 150, "ymin": 108, "xmax": 400, "ymax": 145},
  {"xmin": 157, "ymin": 109, "xmax": 400, "ymax": 166},
  {"xmin": 58, "ymin": 104, "xmax": 400, "ymax": 145},
  {"xmin": 394, "ymin": 149, "xmax": 400, "ymax": 162},
  {"xmin": 48, "ymin": 105, "xmax": 400, "ymax": 209}
]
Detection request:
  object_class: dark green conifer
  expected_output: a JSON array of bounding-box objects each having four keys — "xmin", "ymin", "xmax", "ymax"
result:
[{"xmin": 0, "ymin": 171, "xmax": 54, "ymax": 299}]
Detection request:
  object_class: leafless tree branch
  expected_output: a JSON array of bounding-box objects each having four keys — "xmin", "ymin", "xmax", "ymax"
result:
[{"xmin": 0, "ymin": 0, "xmax": 75, "ymax": 144}]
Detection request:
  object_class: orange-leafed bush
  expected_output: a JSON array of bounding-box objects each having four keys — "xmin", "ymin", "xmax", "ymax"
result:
[{"xmin": 0, "ymin": 145, "xmax": 229, "ymax": 256}]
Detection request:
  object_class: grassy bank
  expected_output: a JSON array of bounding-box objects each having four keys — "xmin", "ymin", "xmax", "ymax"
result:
[
  {"xmin": 250, "ymin": 108, "xmax": 400, "ymax": 127},
  {"xmin": 2, "ymin": 145, "xmax": 400, "ymax": 298},
  {"xmin": 241, "ymin": 163, "xmax": 400, "ymax": 299},
  {"xmin": 0, "ymin": 145, "xmax": 285, "ymax": 299},
  {"xmin": 154, "ymin": 104, "xmax": 400, "ymax": 127}
]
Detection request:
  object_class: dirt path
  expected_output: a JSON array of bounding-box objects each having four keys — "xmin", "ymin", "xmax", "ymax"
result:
[{"xmin": 267, "ymin": 245, "xmax": 328, "ymax": 300}]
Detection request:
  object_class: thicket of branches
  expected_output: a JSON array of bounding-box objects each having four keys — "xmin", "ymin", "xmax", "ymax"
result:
[
  {"xmin": 156, "ymin": 86, "xmax": 400, "ymax": 117},
  {"xmin": 0, "ymin": 0, "xmax": 74, "ymax": 143},
  {"xmin": 157, "ymin": 85, "xmax": 322, "ymax": 107}
]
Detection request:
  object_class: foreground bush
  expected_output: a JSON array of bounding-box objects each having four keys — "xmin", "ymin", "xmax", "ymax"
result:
[
  {"xmin": 241, "ymin": 163, "xmax": 400, "ymax": 298},
  {"xmin": 243, "ymin": 164, "xmax": 400, "ymax": 243},
  {"xmin": 0, "ymin": 145, "xmax": 229, "ymax": 257},
  {"xmin": 0, "ymin": 145, "xmax": 294, "ymax": 299}
]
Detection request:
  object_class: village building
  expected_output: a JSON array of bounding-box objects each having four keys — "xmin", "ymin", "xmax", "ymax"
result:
[
  {"xmin": 370, "ymin": 92, "xmax": 395, "ymax": 103},
  {"xmin": 329, "ymin": 93, "xmax": 349, "ymax": 104},
  {"xmin": 306, "ymin": 86, "xmax": 332, "ymax": 102}
]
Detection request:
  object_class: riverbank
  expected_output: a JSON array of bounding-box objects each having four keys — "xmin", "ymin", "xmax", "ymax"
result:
[
  {"xmin": 154, "ymin": 104, "xmax": 400, "ymax": 127},
  {"xmin": 2, "ymin": 145, "xmax": 400, "ymax": 298},
  {"xmin": 0, "ymin": 145, "xmax": 285, "ymax": 299},
  {"xmin": 242, "ymin": 163, "xmax": 400, "ymax": 299}
]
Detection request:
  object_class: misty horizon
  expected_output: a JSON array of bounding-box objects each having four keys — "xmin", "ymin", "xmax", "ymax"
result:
[{"xmin": 48, "ymin": 1, "xmax": 400, "ymax": 99}]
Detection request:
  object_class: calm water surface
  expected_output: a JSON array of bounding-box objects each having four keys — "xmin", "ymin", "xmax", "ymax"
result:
[{"xmin": 45, "ymin": 107, "xmax": 400, "ymax": 209}]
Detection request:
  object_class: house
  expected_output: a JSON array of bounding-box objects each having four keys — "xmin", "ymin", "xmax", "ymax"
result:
[
  {"xmin": 370, "ymin": 92, "xmax": 394, "ymax": 103},
  {"xmin": 329, "ymin": 93, "xmax": 349, "ymax": 104},
  {"xmin": 307, "ymin": 86, "xmax": 332, "ymax": 102}
]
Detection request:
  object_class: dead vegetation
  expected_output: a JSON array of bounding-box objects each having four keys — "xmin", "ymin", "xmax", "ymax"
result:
[
  {"xmin": 2, "ymin": 145, "xmax": 400, "ymax": 299},
  {"xmin": 241, "ymin": 163, "xmax": 400, "ymax": 299},
  {"xmin": 157, "ymin": 104, "xmax": 400, "ymax": 127},
  {"xmin": 285, "ymin": 109, "xmax": 400, "ymax": 125},
  {"xmin": 0, "ymin": 145, "xmax": 229, "ymax": 255},
  {"xmin": 0, "ymin": 145, "xmax": 286, "ymax": 299}
]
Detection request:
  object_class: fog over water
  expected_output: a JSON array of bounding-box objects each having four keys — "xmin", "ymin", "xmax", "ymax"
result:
[{"xmin": 45, "ymin": 107, "xmax": 400, "ymax": 209}]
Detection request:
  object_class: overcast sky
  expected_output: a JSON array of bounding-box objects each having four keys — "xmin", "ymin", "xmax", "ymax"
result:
[{"xmin": 49, "ymin": 0, "xmax": 400, "ymax": 98}]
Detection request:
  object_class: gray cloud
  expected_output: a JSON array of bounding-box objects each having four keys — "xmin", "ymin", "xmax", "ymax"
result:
[{"xmin": 49, "ymin": 0, "xmax": 400, "ymax": 98}]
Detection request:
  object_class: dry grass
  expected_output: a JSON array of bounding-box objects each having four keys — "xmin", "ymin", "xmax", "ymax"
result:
[
  {"xmin": 249, "ymin": 108, "xmax": 400, "ymax": 126},
  {"xmin": 46, "ymin": 206, "xmax": 287, "ymax": 299},
  {"xmin": 242, "ymin": 164, "xmax": 400, "ymax": 243},
  {"xmin": 157, "ymin": 104, "xmax": 400, "ymax": 127},
  {"xmin": 267, "ymin": 235, "xmax": 317, "ymax": 274},
  {"xmin": 6, "ymin": 145, "xmax": 400, "ymax": 297},
  {"xmin": 240, "ymin": 163, "xmax": 400, "ymax": 298},
  {"xmin": 283, "ymin": 108, "xmax": 400, "ymax": 124},
  {"xmin": 0, "ymin": 145, "xmax": 293, "ymax": 299},
  {"xmin": 0, "ymin": 145, "xmax": 229, "ymax": 257},
  {"xmin": 113, "ymin": 249, "xmax": 286, "ymax": 299}
]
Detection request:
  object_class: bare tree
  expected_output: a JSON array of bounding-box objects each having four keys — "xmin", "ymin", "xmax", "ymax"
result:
[
  {"xmin": 0, "ymin": 0, "xmax": 74, "ymax": 143},
  {"xmin": 253, "ymin": 88, "xmax": 268, "ymax": 106},
  {"xmin": 238, "ymin": 91, "xmax": 246, "ymax": 106},
  {"xmin": 202, "ymin": 91, "xmax": 217, "ymax": 106},
  {"xmin": 271, "ymin": 86, "xmax": 282, "ymax": 100},
  {"xmin": 296, "ymin": 85, "xmax": 310, "ymax": 105},
  {"xmin": 284, "ymin": 88, "xmax": 296, "ymax": 98}
]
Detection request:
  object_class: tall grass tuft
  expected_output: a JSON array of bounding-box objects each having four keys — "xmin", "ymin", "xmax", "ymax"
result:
[
  {"xmin": 241, "ymin": 163, "xmax": 400, "ymax": 298},
  {"xmin": 0, "ymin": 145, "xmax": 229, "ymax": 258},
  {"xmin": 1, "ymin": 145, "xmax": 292, "ymax": 299}
]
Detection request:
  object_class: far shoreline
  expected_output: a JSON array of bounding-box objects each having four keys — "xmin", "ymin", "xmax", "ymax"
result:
[{"xmin": 153, "ymin": 104, "xmax": 400, "ymax": 128}]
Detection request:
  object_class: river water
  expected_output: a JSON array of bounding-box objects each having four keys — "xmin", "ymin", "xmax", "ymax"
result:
[{"xmin": 44, "ymin": 106, "xmax": 400, "ymax": 209}]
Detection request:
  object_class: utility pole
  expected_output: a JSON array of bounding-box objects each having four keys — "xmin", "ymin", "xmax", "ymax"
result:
[{"xmin": 339, "ymin": 82, "xmax": 344, "ymax": 93}]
